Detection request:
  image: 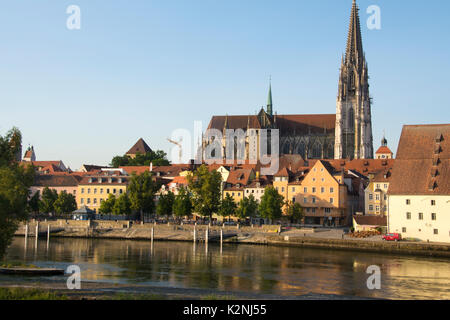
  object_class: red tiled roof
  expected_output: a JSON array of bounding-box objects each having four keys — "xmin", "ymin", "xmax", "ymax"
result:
[
  {"xmin": 207, "ymin": 115, "xmax": 261, "ymax": 130},
  {"xmin": 389, "ymin": 124, "xmax": 450, "ymax": 195},
  {"xmin": 353, "ymin": 215, "xmax": 387, "ymax": 226},
  {"xmin": 126, "ymin": 138, "xmax": 152, "ymax": 155},
  {"xmin": 275, "ymin": 114, "xmax": 336, "ymax": 135},
  {"xmin": 33, "ymin": 174, "xmax": 79, "ymax": 187},
  {"xmin": 375, "ymin": 146, "xmax": 393, "ymax": 155}
]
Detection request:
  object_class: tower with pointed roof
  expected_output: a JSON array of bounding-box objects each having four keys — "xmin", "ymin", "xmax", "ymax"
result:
[
  {"xmin": 334, "ymin": 0, "xmax": 374, "ymax": 160},
  {"xmin": 267, "ymin": 80, "xmax": 273, "ymax": 116}
]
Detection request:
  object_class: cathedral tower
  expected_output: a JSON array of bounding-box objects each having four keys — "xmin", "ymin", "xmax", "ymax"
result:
[{"xmin": 334, "ymin": 0, "xmax": 374, "ymax": 159}]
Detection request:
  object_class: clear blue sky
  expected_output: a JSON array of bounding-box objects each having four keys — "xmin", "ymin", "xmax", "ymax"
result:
[{"xmin": 1, "ymin": 0, "xmax": 449, "ymax": 170}]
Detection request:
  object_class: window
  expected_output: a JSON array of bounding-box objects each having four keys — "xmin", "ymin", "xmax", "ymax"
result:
[
  {"xmin": 330, "ymin": 198, "xmax": 334, "ymax": 204},
  {"xmin": 281, "ymin": 187, "xmax": 284, "ymax": 192},
  {"xmin": 418, "ymin": 212, "xmax": 423, "ymax": 220},
  {"xmin": 330, "ymin": 187, "xmax": 334, "ymax": 193},
  {"xmin": 100, "ymin": 189, "xmax": 103, "ymax": 194},
  {"xmin": 292, "ymin": 197, "xmax": 296, "ymax": 203},
  {"xmin": 431, "ymin": 200, "xmax": 436, "ymax": 206},
  {"xmin": 232, "ymin": 193, "xmax": 234, "ymax": 196},
  {"xmin": 312, "ymin": 208, "xmax": 316, "ymax": 213},
  {"xmin": 113, "ymin": 189, "xmax": 117, "ymax": 194},
  {"xmin": 94, "ymin": 188, "xmax": 97, "ymax": 194},
  {"xmin": 87, "ymin": 198, "xmax": 91, "ymax": 204},
  {"xmin": 312, "ymin": 178, "xmax": 316, "ymax": 182},
  {"xmin": 325, "ymin": 208, "xmax": 331, "ymax": 213},
  {"xmin": 321, "ymin": 187, "xmax": 325, "ymax": 193},
  {"xmin": 237, "ymin": 193, "xmax": 241, "ymax": 196},
  {"xmin": 303, "ymin": 198, "xmax": 307, "ymax": 204},
  {"xmin": 406, "ymin": 212, "xmax": 411, "ymax": 220},
  {"xmin": 119, "ymin": 189, "xmax": 123, "ymax": 194},
  {"xmin": 81, "ymin": 188, "xmax": 84, "ymax": 194},
  {"xmin": 376, "ymin": 184, "xmax": 380, "ymax": 189},
  {"xmin": 376, "ymin": 206, "xmax": 380, "ymax": 212},
  {"xmin": 312, "ymin": 187, "xmax": 316, "ymax": 193},
  {"xmin": 304, "ymin": 187, "xmax": 308, "ymax": 193},
  {"xmin": 100, "ymin": 199, "xmax": 103, "ymax": 203},
  {"xmin": 384, "ymin": 194, "xmax": 387, "ymax": 201},
  {"xmin": 312, "ymin": 197, "xmax": 316, "ymax": 204},
  {"xmin": 406, "ymin": 199, "xmax": 411, "ymax": 205},
  {"xmin": 73, "ymin": 190, "xmax": 76, "ymax": 195},
  {"xmin": 432, "ymin": 213, "xmax": 437, "ymax": 221},
  {"xmin": 402, "ymin": 227, "xmax": 407, "ymax": 233},
  {"xmin": 369, "ymin": 205, "xmax": 373, "ymax": 211},
  {"xmin": 94, "ymin": 199, "xmax": 97, "ymax": 204},
  {"xmin": 369, "ymin": 194, "xmax": 373, "ymax": 200},
  {"xmin": 87, "ymin": 188, "xmax": 91, "ymax": 194},
  {"xmin": 292, "ymin": 187, "xmax": 295, "ymax": 193},
  {"xmin": 81, "ymin": 198, "xmax": 84, "ymax": 204},
  {"xmin": 434, "ymin": 229, "xmax": 439, "ymax": 235},
  {"xmin": 384, "ymin": 184, "xmax": 388, "ymax": 189},
  {"xmin": 107, "ymin": 189, "xmax": 110, "ymax": 194},
  {"xmin": 376, "ymin": 194, "xmax": 380, "ymax": 201}
]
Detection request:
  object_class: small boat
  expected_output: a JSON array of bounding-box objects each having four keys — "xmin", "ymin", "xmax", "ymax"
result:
[{"xmin": 0, "ymin": 267, "xmax": 65, "ymax": 276}]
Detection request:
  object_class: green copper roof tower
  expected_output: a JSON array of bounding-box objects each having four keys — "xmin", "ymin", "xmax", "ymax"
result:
[{"xmin": 267, "ymin": 79, "xmax": 273, "ymax": 116}]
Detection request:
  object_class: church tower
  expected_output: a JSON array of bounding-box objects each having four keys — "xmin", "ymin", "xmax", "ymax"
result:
[{"xmin": 334, "ymin": 0, "xmax": 374, "ymax": 159}]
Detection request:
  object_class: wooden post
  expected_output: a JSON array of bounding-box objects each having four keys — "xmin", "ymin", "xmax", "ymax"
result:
[
  {"xmin": 205, "ymin": 228, "xmax": 209, "ymax": 244},
  {"xmin": 35, "ymin": 222, "xmax": 39, "ymax": 239},
  {"xmin": 193, "ymin": 226, "xmax": 197, "ymax": 242},
  {"xmin": 220, "ymin": 228, "xmax": 223, "ymax": 244},
  {"xmin": 25, "ymin": 224, "xmax": 28, "ymax": 240},
  {"xmin": 47, "ymin": 225, "xmax": 50, "ymax": 242},
  {"xmin": 151, "ymin": 227, "xmax": 154, "ymax": 243}
]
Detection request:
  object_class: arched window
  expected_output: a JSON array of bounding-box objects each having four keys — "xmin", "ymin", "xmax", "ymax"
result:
[
  {"xmin": 348, "ymin": 107, "xmax": 354, "ymax": 131},
  {"xmin": 311, "ymin": 142, "xmax": 322, "ymax": 159},
  {"xmin": 296, "ymin": 142, "xmax": 306, "ymax": 159}
]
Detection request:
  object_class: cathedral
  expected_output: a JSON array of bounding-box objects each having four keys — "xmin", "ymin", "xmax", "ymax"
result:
[{"xmin": 205, "ymin": 0, "xmax": 374, "ymax": 161}]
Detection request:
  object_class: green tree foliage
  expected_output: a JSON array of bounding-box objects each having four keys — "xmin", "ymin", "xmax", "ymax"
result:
[
  {"xmin": 284, "ymin": 202, "xmax": 304, "ymax": 224},
  {"xmin": 39, "ymin": 187, "xmax": 58, "ymax": 214},
  {"xmin": 113, "ymin": 193, "xmax": 131, "ymax": 216},
  {"xmin": 99, "ymin": 194, "xmax": 116, "ymax": 214},
  {"xmin": 236, "ymin": 194, "xmax": 259, "ymax": 219},
  {"xmin": 53, "ymin": 191, "xmax": 77, "ymax": 215},
  {"xmin": 27, "ymin": 191, "xmax": 40, "ymax": 214},
  {"xmin": 128, "ymin": 171, "xmax": 160, "ymax": 221},
  {"xmin": 187, "ymin": 165, "xmax": 222, "ymax": 220},
  {"xmin": 173, "ymin": 187, "xmax": 193, "ymax": 219},
  {"xmin": 0, "ymin": 128, "xmax": 34, "ymax": 259},
  {"xmin": 156, "ymin": 191, "xmax": 175, "ymax": 217},
  {"xmin": 219, "ymin": 193, "xmax": 237, "ymax": 221},
  {"xmin": 258, "ymin": 187, "xmax": 284, "ymax": 221},
  {"xmin": 110, "ymin": 150, "xmax": 170, "ymax": 168}
]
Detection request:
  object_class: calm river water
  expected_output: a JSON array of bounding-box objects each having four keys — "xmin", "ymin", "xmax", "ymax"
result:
[{"xmin": 2, "ymin": 237, "xmax": 450, "ymax": 299}]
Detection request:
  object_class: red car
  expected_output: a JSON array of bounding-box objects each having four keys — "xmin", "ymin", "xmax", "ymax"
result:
[{"xmin": 382, "ymin": 233, "xmax": 402, "ymax": 241}]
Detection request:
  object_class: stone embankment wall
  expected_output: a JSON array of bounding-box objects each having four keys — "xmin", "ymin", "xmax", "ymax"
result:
[{"xmin": 14, "ymin": 220, "xmax": 450, "ymax": 258}]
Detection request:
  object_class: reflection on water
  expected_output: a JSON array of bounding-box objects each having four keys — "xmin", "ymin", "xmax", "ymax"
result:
[{"xmin": 3, "ymin": 237, "xmax": 450, "ymax": 299}]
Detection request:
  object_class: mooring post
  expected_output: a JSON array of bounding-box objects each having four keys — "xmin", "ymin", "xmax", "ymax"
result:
[
  {"xmin": 193, "ymin": 226, "xmax": 197, "ymax": 242},
  {"xmin": 205, "ymin": 228, "xmax": 209, "ymax": 244},
  {"xmin": 47, "ymin": 225, "xmax": 50, "ymax": 242},
  {"xmin": 220, "ymin": 228, "xmax": 223, "ymax": 244},
  {"xmin": 151, "ymin": 227, "xmax": 154, "ymax": 243},
  {"xmin": 25, "ymin": 224, "xmax": 28, "ymax": 240},
  {"xmin": 36, "ymin": 222, "xmax": 39, "ymax": 239}
]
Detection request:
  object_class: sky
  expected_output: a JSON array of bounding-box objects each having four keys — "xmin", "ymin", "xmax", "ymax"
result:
[{"xmin": 1, "ymin": 0, "xmax": 449, "ymax": 170}]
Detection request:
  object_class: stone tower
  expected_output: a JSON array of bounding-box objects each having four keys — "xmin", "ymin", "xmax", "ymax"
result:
[{"xmin": 334, "ymin": 0, "xmax": 374, "ymax": 159}]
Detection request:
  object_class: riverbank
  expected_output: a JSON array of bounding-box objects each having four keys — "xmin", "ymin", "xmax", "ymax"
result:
[{"xmin": 15, "ymin": 220, "xmax": 450, "ymax": 258}]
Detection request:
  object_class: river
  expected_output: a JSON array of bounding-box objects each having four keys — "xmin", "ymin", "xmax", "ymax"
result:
[{"xmin": 2, "ymin": 237, "xmax": 450, "ymax": 299}]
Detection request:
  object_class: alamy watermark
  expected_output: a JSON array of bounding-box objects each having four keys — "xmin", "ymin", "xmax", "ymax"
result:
[
  {"xmin": 66, "ymin": 5, "xmax": 81, "ymax": 30},
  {"xmin": 366, "ymin": 265, "xmax": 381, "ymax": 290},
  {"xmin": 66, "ymin": 265, "xmax": 81, "ymax": 289}
]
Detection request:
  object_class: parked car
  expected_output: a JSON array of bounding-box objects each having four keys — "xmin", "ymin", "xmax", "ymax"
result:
[{"xmin": 382, "ymin": 233, "xmax": 402, "ymax": 241}]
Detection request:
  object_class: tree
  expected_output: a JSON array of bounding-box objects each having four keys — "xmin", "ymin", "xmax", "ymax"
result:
[
  {"xmin": 173, "ymin": 187, "xmax": 193, "ymax": 219},
  {"xmin": 128, "ymin": 171, "xmax": 160, "ymax": 221},
  {"xmin": 0, "ymin": 128, "xmax": 34, "ymax": 259},
  {"xmin": 113, "ymin": 193, "xmax": 131, "ymax": 216},
  {"xmin": 99, "ymin": 194, "xmax": 116, "ymax": 214},
  {"xmin": 219, "ymin": 193, "xmax": 237, "ymax": 221},
  {"xmin": 54, "ymin": 191, "xmax": 77, "ymax": 215},
  {"xmin": 28, "ymin": 191, "xmax": 41, "ymax": 214},
  {"xmin": 284, "ymin": 201, "xmax": 304, "ymax": 224},
  {"xmin": 110, "ymin": 150, "xmax": 170, "ymax": 168},
  {"xmin": 156, "ymin": 191, "xmax": 175, "ymax": 217},
  {"xmin": 236, "ymin": 194, "xmax": 259, "ymax": 220},
  {"xmin": 187, "ymin": 165, "xmax": 222, "ymax": 221},
  {"xmin": 39, "ymin": 187, "xmax": 58, "ymax": 214},
  {"xmin": 259, "ymin": 186, "xmax": 284, "ymax": 221}
]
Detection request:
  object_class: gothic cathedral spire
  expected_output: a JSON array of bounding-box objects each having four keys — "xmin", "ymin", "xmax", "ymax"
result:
[
  {"xmin": 334, "ymin": 0, "xmax": 374, "ymax": 160},
  {"xmin": 267, "ymin": 79, "xmax": 273, "ymax": 116}
]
